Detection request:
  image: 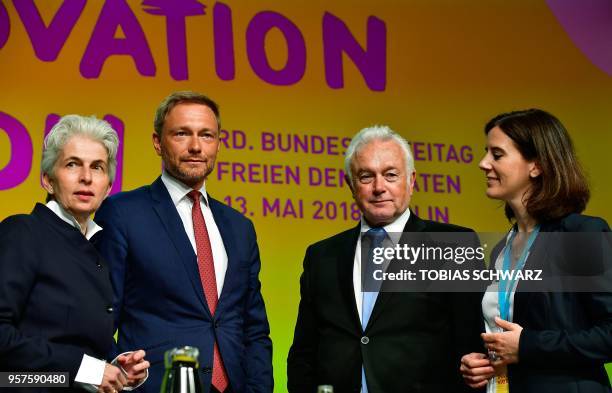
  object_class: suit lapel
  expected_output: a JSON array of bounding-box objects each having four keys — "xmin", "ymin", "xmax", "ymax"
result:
[
  {"xmin": 150, "ymin": 177, "xmax": 209, "ymax": 314},
  {"xmin": 366, "ymin": 211, "xmax": 426, "ymax": 330},
  {"xmin": 515, "ymin": 219, "xmax": 560, "ymax": 314},
  {"xmin": 338, "ymin": 225, "xmax": 363, "ymax": 332}
]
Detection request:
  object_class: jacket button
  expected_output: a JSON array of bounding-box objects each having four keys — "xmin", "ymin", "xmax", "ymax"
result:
[
  {"xmin": 214, "ymin": 320, "xmax": 220, "ymax": 328},
  {"xmin": 361, "ymin": 336, "xmax": 369, "ymax": 345},
  {"xmin": 106, "ymin": 306, "xmax": 113, "ymax": 313}
]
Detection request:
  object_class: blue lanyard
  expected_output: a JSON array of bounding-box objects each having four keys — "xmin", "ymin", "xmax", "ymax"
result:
[{"xmin": 498, "ymin": 225, "xmax": 540, "ymax": 322}]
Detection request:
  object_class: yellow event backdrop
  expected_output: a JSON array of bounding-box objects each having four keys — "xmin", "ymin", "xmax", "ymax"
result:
[{"xmin": 1, "ymin": 0, "xmax": 611, "ymax": 389}]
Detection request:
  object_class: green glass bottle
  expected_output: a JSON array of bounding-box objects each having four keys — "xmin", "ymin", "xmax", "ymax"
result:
[{"xmin": 160, "ymin": 346, "xmax": 203, "ymax": 393}]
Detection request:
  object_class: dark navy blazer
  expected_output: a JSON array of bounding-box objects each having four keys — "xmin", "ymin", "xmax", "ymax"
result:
[
  {"xmin": 94, "ymin": 177, "xmax": 273, "ymax": 393},
  {"xmin": 491, "ymin": 214, "xmax": 612, "ymax": 393},
  {"xmin": 0, "ymin": 203, "xmax": 114, "ymax": 392}
]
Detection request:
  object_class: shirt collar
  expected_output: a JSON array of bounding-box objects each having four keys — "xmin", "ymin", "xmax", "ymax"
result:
[
  {"xmin": 360, "ymin": 207, "xmax": 411, "ymax": 233},
  {"xmin": 46, "ymin": 200, "xmax": 102, "ymax": 240},
  {"xmin": 161, "ymin": 170, "xmax": 209, "ymax": 207}
]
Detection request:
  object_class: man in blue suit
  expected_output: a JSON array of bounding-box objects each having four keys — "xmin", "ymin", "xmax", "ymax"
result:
[{"xmin": 95, "ymin": 91, "xmax": 273, "ymax": 393}]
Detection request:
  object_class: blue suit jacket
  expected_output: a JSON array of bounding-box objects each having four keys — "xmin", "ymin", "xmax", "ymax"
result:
[{"xmin": 94, "ymin": 177, "xmax": 273, "ymax": 393}]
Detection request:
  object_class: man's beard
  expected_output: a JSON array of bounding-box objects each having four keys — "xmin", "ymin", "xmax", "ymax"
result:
[{"xmin": 162, "ymin": 152, "xmax": 213, "ymax": 187}]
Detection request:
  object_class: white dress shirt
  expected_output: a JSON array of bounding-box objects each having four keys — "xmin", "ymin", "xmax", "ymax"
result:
[
  {"xmin": 482, "ymin": 230, "xmax": 517, "ymax": 393},
  {"xmin": 352, "ymin": 208, "xmax": 411, "ymax": 323},
  {"xmin": 161, "ymin": 171, "xmax": 229, "ymax": 297},
  {"xmin": 46, "ymin": 200, "xmax": 102, "ymax": 240}
]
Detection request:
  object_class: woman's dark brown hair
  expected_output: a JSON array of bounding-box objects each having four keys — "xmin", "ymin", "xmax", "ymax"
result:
[{"xmin": 485, "ymin": 109, "xmax": 590, "ymax": 222}]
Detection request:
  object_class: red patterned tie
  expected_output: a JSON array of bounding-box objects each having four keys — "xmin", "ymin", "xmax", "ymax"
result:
[{"xmin": 188, "ymin": 190, "xmax": 229, "ymax": 392}]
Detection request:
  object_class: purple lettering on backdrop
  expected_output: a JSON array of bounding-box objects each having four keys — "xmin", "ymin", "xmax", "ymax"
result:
[
  {"xmin": 433, "ymin": 143, "xmax": 444, "ymax": 161},
  {"xmin": 218, "ymin": 129, "xmax": 229, "ymax": 148},
  {"xmin": 546, "ymin": 0, "xmax": 612, "ymax": 76},
  {"xmin": 80, "ymin": 0, "xmax": 155, "ymax": 78},
  {"xmin": 412, "ymin": 142, "xmax": 425, "ymax": 161},
  {"xmin": 261, "ymin": 132, "xmax": 274, "ymax": 151},
  {"xmin": 432, "ymin": 174, "xmax": 444, "ymax": 193},
  {"xmin": 13, "ymin": 0, "xmax": 85, "ymax": 61},
  {"xmin": 322, "ymin": 13, "xmax": 386, "ymax": 91},
  {"xmin": 0, "ymin": 112, "xmax": 33, "ymax": 190},
  {"xmin": 446, "ymin": 145, "xmax": 458, "ymax": 162},
  {"xmin": 142, "ymin": 0, "xmax": 205, "ymax": 81},
  {"xmin": 220, "ymin": 129, "xmax": 246, "ymax": 149},
  {"xmin": 460, "ymin": 146, "xmax": 473, "ymax": 163},
  {"xmin": 40, "ymin": 114, "xmax": 60, "ymax": 190},
  {"xmin": 0, "ymin": 2, "xmax": 10, "ymax": 50},
  {"xmin": 246, "ymin": 11, "xmax": 306, "ymax": 86},
  {"xmin": 44, "ymin": 114, "xmax": 124, "ymax": 195},
  {"xmin": 214, "ymin": 2, "xmax": 235, "ymax": 81},
  {"xmin": 311, "ymin": 135, "xmax": 324, "ymax": 154},
  {"xmin": 309, "ymin": 167, "xmax": 321, "ymax": 186},
  {"xmin": 44, "ymin": 113, "xmax": 61, "ymax": 138},
  {"xmin": 103, "ymin": 115, "xmax": 124, "ymax": 195}
]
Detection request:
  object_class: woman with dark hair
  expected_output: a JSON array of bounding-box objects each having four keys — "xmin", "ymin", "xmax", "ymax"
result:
[{"xmin": 460, "ymin": 109, "xmax": 611, "ymax": 393}]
